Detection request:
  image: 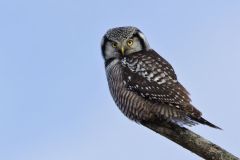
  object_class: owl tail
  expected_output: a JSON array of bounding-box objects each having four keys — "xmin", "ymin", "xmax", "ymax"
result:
[{"xmin": 191, "ymin": 116, "xmax": 222, "ymax": 130}]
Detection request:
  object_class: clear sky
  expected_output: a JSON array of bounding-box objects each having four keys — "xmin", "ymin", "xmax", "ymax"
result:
[{"xmin": 0, "ymin": 0, "xmax": 240, "ymax": 160}]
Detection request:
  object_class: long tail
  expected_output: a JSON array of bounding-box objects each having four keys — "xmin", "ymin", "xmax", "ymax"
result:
[{"xmin": 191, "ymin": 116, "xmax": 222, "ymax": 130}]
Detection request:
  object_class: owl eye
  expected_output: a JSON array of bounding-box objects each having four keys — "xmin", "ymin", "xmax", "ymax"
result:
[
  {"xmin": 127, "ymin": 39, "xmax": 133, "ymax": 46},
  {"xmin": 112, "ymin": 42, "xmax": 117, "ymax": 48}
]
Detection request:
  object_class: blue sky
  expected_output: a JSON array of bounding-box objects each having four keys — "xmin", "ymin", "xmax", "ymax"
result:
[{"xmin": 0, "ymin": 0, "xmax": 240, "ymax": 159}]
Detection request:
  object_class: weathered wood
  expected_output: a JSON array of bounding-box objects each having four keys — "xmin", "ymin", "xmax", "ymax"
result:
[{"xmin": 141, "ymin": 122, "xmax": 239, "ymax": 160}]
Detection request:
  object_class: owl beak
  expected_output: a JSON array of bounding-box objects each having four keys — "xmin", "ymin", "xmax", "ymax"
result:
[{"xmin": 120, "ymin": 46, "xmax": 125, "ymax": 55}]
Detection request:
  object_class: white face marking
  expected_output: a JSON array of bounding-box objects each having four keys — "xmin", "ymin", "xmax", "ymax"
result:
[
  {"xmin": 103, "ymin": 31, "xmax": 151, "ymax": 59},
  {"xmin": 104, "ymin": 41, "xmax": 119, "ymax": 60},
  {"xmin": 125, "ymin": 37, "xmax": 142, "ymax": 55},
  {"xmin": 138, "ymin": 32, "xmax": 150, "ymax": 50}
]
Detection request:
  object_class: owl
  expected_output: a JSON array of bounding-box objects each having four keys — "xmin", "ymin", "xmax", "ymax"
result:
[{"xmin": 101, "ymin": 26, "xmax": 220, "ymax": 129}]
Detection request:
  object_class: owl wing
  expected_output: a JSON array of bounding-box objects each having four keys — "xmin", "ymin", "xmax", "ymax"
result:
[{"xmin": 122, "ymin": 49, "xmax": 201, "ymax": 117}]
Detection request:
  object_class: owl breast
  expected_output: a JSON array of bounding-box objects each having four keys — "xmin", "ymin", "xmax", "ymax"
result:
[{"xmin": 105, "ymin": 59, "xmax": 154, "ymax": 122}]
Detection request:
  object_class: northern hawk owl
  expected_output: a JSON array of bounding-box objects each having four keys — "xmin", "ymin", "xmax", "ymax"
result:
[{"xmin": 101, "ymin": 26, "xmax": 220, "ymax": 129}]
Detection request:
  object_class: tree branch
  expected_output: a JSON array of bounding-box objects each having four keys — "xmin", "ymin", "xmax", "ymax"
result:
[{"xmin": 141, "ymin": 121, "xmax": 239, "ymax": 160}]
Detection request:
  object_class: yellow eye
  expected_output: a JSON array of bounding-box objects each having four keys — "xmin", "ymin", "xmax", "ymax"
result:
[
  {"xmin": 127, "ymin": 39, "xmax": 133, "ymax": 46},
  {"xmin": 112, "ymin": 42, "xmax": 117, "ymax": 48}
]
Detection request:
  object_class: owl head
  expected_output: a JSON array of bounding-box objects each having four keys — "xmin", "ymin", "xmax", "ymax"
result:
[{"xmin": 101, "ymin": 26, "xmax": 150, "ymax": 61}]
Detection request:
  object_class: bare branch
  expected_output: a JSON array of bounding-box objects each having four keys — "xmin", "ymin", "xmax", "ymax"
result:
[{"xmin": 141, "ymin": 122, "xmax": 239, "ymax": 160}]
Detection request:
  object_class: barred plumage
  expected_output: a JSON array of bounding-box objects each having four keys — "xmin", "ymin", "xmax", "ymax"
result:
[
  {"xmin": 106, "ymin": 59, "xmax": 153, "ymax": 121},
  {"xmin": 102, "ymin": 26, "xmax": 221, "ymax": 129}
]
